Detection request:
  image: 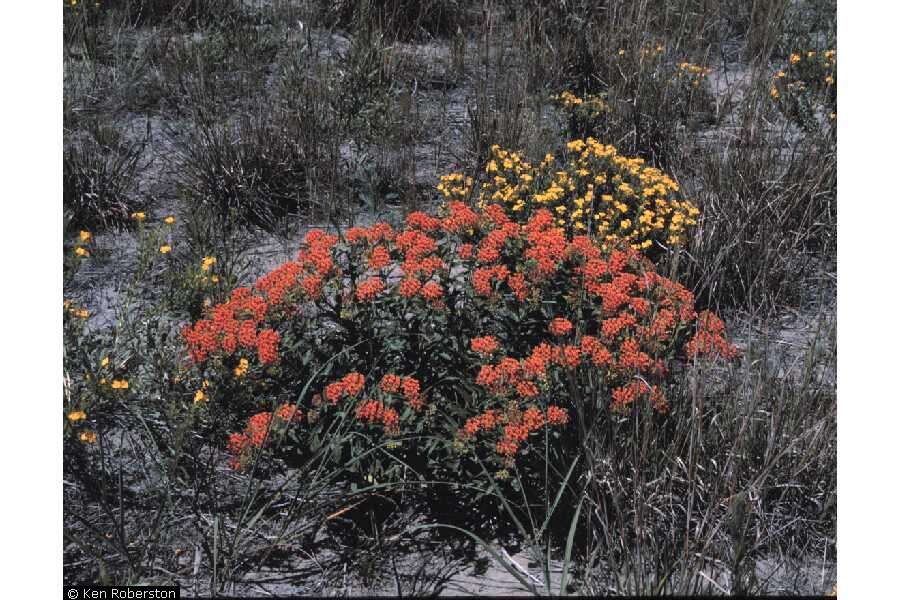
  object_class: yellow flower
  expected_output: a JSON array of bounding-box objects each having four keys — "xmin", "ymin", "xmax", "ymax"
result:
[
  {"xmin": 790, "ymin": 53, "xmax": 801, "ymax": 64},
  {"xmin": 101, "ymin": 356, "xmax": 109, "ymax": 367},
  {"xmin": 111, "ymin": 379, "xmax": 129, "ymax": 390},
  {"xmin": 618, "ymin": 49, "xmax": 625, "ymax": 56},
  {"xmin": 67, "ymin": 410, "xmax": 87, "ymax": 422},
  {"xmin": 75, "ymin": 247, "xmax": 90, "ymax": 258},
  {"xmin": 825, "ymin": 75, "xmax": 834, "ymax": 85},
  {"xmin": 201, "ymin": 256, "xmax": 217, "ymax": 271},
  {"xmin": 131, "ymin": 212, "xmax": 146, "ymax": 221},
  {"xmin": 79, "ymin": 431, "xmax": 97, "ymax": 443},
  {"xmin": 164, "ymin": 215, "xmax": 176, "ymax": 225},
  {"xmin": 79, "ymin": 230, "xmax": 92, "ymax": 242},
  {"xmin": 770, "ymin": 86, "xmax": 779, "ymax": 99},
  {"xmin": 233, "ymin": 358, "xmax": 250, "ymax": 378},
  {"xmin": 159, "ymin": 245, "xmax": 172, "ymax": 254},
  {"xmin": 210, "ymin": 275, "xmax": 219, "ymax": 283},
  {"xmin": 73, "ymin": 309, "xmax": 90, "ymax": 319},
  {"xmin": 194, "ymin": 390, "xmax": 207, "ymax": 403}
]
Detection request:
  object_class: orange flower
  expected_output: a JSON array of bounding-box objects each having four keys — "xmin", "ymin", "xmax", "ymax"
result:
[
  {"xmin": 356, "ymin": 277, "xmax": 385, "ymax": 302},
  {"xmin": 548, "ymin": 318, "xmax": 573, "ymax": 336},
  {"xmin": 546, "ymin": 405, "xmax": 569, "ymax": 425},
  {"xmin": 380, "ymin": 373, "xmax": 402, "ymax": 394},
  {"xmin": 256, "ymin": 329, "xmax": 280, "ymax": 364},
  {"xmin": 471, "ymin": 336, "xmax": 500, "ymax": 355}
]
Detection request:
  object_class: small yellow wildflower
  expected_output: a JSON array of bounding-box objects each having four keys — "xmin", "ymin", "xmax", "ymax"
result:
[
  {"xmin": 233, "ymin": 358, "xmax": 250, "ymax": 378},
  {"xmin": 194, "ymin": 389, "xmax": 207, "ymax": 403},
  {"xmin": 67, "ymin": 410, "xmax": 87, "ymax": 422},
  {"xmin": 825, "ymin": 75, "xmax": 834, "ymax": 85},
  {"xmin": 164, "ymin": 215, "xmax": 176, "ymax": 225},
  {"xmin": 131, "ymin": 212, "xmax": 146, "ymax": 221},
  {"xmin": 73, "ymin": 309, "xmax": 90, "ymax": 319},
  {"xmin": 210, "ymin": 275, "xmax": 219, "ymax": 283},
  {"xmin": 111, "ymin": 379, "xmax": 129, "ymax": 390},
  {"xmin": 79, "ymin": 431, "xmax": 97, "ymax": 443},
  {"xmin": 159, "ymin": 245, "xmax": 172, "ymax": 254},
  {"xmin": 790, "ymin": 53, "xmax": 801, "ymax": 64},
  {"xmin": 101, "ymin": 356, "xmax": 109, "ymax": 367},
  {"xmin": 75, "ymin": 247, "xmax": 90, "ymax": 258},
  {"xmin": 79, "ymin": 230, "xmax": 92, "ymax": 242},
  {"xmin": 201, "ymin": 256, "xmax": 217, "ymax": 271}
]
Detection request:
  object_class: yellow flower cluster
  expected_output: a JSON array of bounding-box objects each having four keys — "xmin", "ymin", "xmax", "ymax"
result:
[
  {"xmin": 436, "ymin": 173, "xmax": 475, "ymax": 203},
  {"xmin": 675, "ymin": 62, "xmax": 712, "ymax": 88},
  {"xmin": 771, "ymin": 49, "xmax": 836, "ymax": 106},
  {"xmin": 64, "ymin": 299, "xmax": 90, "ymax": 319},
  {"xmin": 438, "ymin": 140, "xmax": 699, "ymax": 249},
  {"xmin": 554, "ymin": 91, "xmax": 609, "ymax": 113},
  {"xmin": 233, "ymin": 357, "xmax": 249, "ymax": 378}
]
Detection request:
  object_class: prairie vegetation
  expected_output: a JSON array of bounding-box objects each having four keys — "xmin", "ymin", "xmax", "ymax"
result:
[{"xmin": 63, "ymin": 0, "xmax": 836, "ymax": 595}]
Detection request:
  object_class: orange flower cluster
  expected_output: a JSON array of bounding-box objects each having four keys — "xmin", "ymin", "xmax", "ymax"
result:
[
  {"xmin": 549, "ymin": 318, "xmax": 574, "ymax": 336},
  {"xmin": 368, "ymin": 246, "xmax": 391, "ymax": 270},
  {"xmin": 356, "ymin": 277, "xmax": 385, "ymax": 302},
  {"xmin": 379, "ymin": 373, "xmax": 426, "ymax": 410},
  {"xmin": 355, "ymin": 400, "xmax": 400, "ymax": 434},
  {"xmin": 546, "ymin": 405, "xmax": 569, "ymax": 425},
  {"xmin": 420, "ymin": 281, "xmax": 444, "ymax": 305},
  {"xmin": 471, "ymin": 335, "xmax": 500, "ymax": 355},
  {"xmin": 495, "ymin": 406, "xmax": 566, "ymax": 457},
  {"xmin": 523, "ymin": 212, "xmax": 568, "ymax": 278},
  {"xmin": 611, "ymin": 381, "xmax": 669, "ymax": 413},
  {"xmin": 297, "ymin": 230, "xmax": 338, "ymax": 277},
  {"xmin": 346, "ymin": 223, "xmax": 396, "ymax": 245},
  {"xmin": 401, "ymin": 376, "xmax": 424, "ymax": 410},
  {"xmin": 256, "ymin": 261, "xmax": 303, "ymax": 306},
  {"xmin": 580, "ymin": 336, "xmax": 613, "ymax": 367},
  {"xmin": 380, "ymin": 373, "xmax": 402, "ymax": 393},
  {"xmin": 227, "ymin": 404, "xmax": 304, "ymax": 470},
  {"xmin": 441, "ymin": 201, "xmax": 480, "ymax": 234},
  {"xmin": 256, "ymin": 329, "xmax": 281, "ymax": 364},
  {"xmin": 686, "ymin": 310, "xmax": 739, "ymax": 360},
  {"xmin": 461, "ymin": 405, "xmax": 569, "ymax": 459},
  {"xmin": 462, "ymin": 409, "xmax": 500, "ymax": 437},
  {"xmin": 473, "ymin": 264, "xmax": 510, "ymax": 297},
  {"xmin": 181, "ymin": 288, "xmax": 270, "ymax": 363},
  {"xmin": 406, "ymin": 211, "xmax": 442, "ymax": 232},
  {"xmin": 325, "ymin": 372, "xmax": 366, "ymax": 404}
]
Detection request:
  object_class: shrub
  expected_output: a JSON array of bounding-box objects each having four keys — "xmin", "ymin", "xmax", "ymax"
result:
[{"xmin": 179, "ymin": 199, "xmax": 736, "ymax": 504}]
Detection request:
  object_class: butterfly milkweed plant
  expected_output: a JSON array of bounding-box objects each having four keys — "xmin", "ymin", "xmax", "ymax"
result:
[{"xmin": 179, "ymin": 139, "xmax": 738, "ymax": 502}]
